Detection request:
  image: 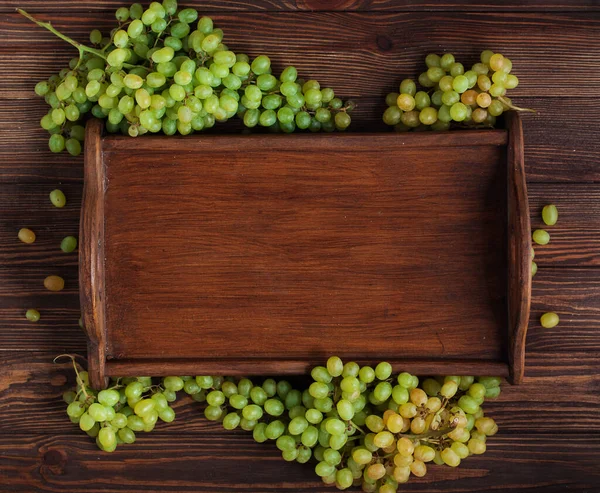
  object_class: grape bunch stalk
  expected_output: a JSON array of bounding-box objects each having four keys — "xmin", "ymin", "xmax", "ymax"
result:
[
  {"xmin": 383, "ymin": 50, "xmax": 534, "ymax": 131},
  {"xmin": 60, "ymin": 354, "xmax": 501, "ymax": 492},
  {"xmin": 20, "ymin": 1, "xmax": 354, "ymax": 156}
]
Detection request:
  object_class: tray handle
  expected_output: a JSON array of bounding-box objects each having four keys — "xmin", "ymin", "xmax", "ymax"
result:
[
  {"xmin": 506, "ymin": 111, "xmax": 532, "ymax": 384},
  {"xmin": 79, "ymin": 119, "xmax": 108, "ymax": 389}
]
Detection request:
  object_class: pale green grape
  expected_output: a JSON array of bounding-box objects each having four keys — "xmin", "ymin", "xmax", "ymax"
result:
[
  {"xmin": 532, "ymin": 229, "xmax": 550, "ymax": 245},
  {"xmin": 542, "ymin": 205, "xmax": 558, "ymax": 226},
  {"xmin": 540, "ymin": 312, "xmax": 559, "ymax": 328}
]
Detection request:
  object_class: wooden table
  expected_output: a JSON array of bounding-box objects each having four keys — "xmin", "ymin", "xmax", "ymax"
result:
[{"xmin": 1, "ymin": 1, "xmax": 599, "ymax": 491}]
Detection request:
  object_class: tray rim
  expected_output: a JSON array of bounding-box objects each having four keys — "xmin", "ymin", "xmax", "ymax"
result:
[{"xmin": 79, "ymin": 115, "xmax": 530, "ymax": 388}]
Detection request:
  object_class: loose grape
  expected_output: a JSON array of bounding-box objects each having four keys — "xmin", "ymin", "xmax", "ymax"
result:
[
  {"xmin": 533, "ymin": 229, "xmax": 550, "ymax": 245},
  {"xmin": 18, "ymin": 228, "xmax": 36, "ymax": 244},
  {"xmin": 541, "ymin": 312, "xmax": 559, "ymax": 328},
  {"xmin": 542, "ymin": 205, "xmax": 558, "ymax": 226},
  {"xmin": 44, "ymin": 275, "xmax": 64, "ymax": 292},
  {"xmin": 59, "ymin": 236, "xmax": 78, "ymax": 253},
  {"xmin": 26, "ymin": 309, "xmax": 41, "ymax": 322}
]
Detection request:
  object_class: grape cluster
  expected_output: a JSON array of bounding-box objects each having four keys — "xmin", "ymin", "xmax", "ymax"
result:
[
  {"xmin": 22, "ymin": 1, "xmax": 353, "ymax": 156},
  {"xmin": 383, "ymin": 50, "xmax": 532, "ymax": 131},
  {"xmin": 61, "ymin": 355, "xmax": 501, "ymax": 490}
]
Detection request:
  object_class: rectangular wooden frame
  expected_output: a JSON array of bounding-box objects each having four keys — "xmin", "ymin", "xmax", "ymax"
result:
[{"xmin": 80, "ymin": 113, "xmax": 530, "ymax": 389}]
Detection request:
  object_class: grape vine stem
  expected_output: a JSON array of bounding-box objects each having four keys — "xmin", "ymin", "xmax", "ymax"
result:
[
  {"xmin": 498, "ymin": 96, "xmax": 537, "ymax": 113},
  {"xmin": 17, "ymin": 9, "xmax": 144, "ymax": 70},
  {"xmin": 17, "ymin": 9, "xmax": 108, "ymax": 61}
]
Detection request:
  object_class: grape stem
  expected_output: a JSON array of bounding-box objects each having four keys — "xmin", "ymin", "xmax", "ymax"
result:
[
  {"xmin": 498, "ymin": 96, "xmax": 537, "ymax": 113},
  {"xmin": 53, "ymin": 354, "xmax": 91, "ymax": 399},
  {"xmin": 17, "ymin": 9, "xmax": 108, "ymax": 61},
  {"xmin": 17, "ymin": 9, "xmax": 145, "ymax": 71}
]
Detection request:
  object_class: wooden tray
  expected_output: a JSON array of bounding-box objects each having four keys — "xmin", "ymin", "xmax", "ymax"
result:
[{"xmin": 80, "ymin": 113, "xmax": 531, "ymax": 389}]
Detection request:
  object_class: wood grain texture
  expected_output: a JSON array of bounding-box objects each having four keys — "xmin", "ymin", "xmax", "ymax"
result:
[
  {"xmin": 88, "ymin": 130, "xmax": 515, "ymax": 379},
  {"xmin": 2, "ymin": 0, "xmax": 599, "ymax": 13},
  {"xmin": 2, "ymin": 2, "xmax": 600, "ymax": 492},
  {"xmin": 4, "ymin": 182, "xmax": 597, "ymax": 271},
  {"xmin": 528, "ymin": 184, "xmax": 600, "ymax": 266},
  {"xmin": 1, "ymin": 432, "xmax": 600, "ymax": 493},
  {"xmin": 3, "ymin": 12, "xmax": 600, "ymax": 98},
  {"xmin": 0, "ymin": 352, "xmax": 598, "ymax": 437},
  {"xmin": 79, "ymin": 119, "xmax": 107, "ymax": 390},
  {"xmin": 2, "ymin": 95, "xmax": 599, "ymax": 183},
  {"xmin": 506, "ymin": 112, "xmax": 530, "ymax": 384},
  {"xmin": 3, "ymin": 268, "xmax": 599, "ymax": 355}
]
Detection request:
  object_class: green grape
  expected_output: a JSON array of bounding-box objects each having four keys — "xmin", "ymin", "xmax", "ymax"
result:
[
  {"xmin": 425, "ymin": 53, "xmax": 441, "ymax": 68},
  {"xmin": 251, "ymin": 55, "xmax": 271, "ymax": 75},
  {"xmin": 334, "ymin": 112, "xmax": 351, "ymax": 130},
  {"xmin": 88, "ymin": 403, "xmax": 108, "ymax": 422},
  {"xmin": 25, "ymin": 308, "xmax": 41, "ymax": 322},
  {"xmin": 452, "ymin": 75, "xmax": 469, "ymax": 93},
  {"xmin": 532, "ymin": 229, "xmax": 550, "ymax": 245},
  {"xmin": 489, "ymin": 84, "xmax": 505, "ymax": 97},
  {"xmin": 540, "ymin": 312, "xmax": 559, "ymax": 328},
  {"xmin": 49, "ymin": 189, "xmax": 66, "ymax": 207},
  {"xmin": 426, "ymin": 67, "xmax": 445, "ymax": 83},
  {"xmin": 259, "ymin": 109, "xmax": 276, "ymax": 127},
  {"xmin": 49, "ymin": 134, "xmax": 65, "ymax": 153},
  {"xmin": 505, "ymin": 74, "xmax": 519, "ymax": 89},
  {"xmin": 414, "ymin": 91, "xmax": 431, "ymax": 110},
  {"xmin": 450, "ymin": 102, "xmax": 468, "ymax": 121},
  {"xmin": 488, "ymin": 100, "xmax": 504, "ymax": 117},
  {"xmin": 440, "ymin": 53, "xmax": 455, "ymax": 69},
  {"xmin": 65, "ymin": 139, "xmax": 82, "ymax": 156},
  {"xmin": 304, "ymin": 88, "xmax": 322, "ymax": 105},
  {"xmin": 396, "ymin": 94, "xmax": 415, "ymax": 111},
  {"xmin": 98, "ymin": 389, "xmax": 119, "ymax": 407},
  {"xmin": 375, "ymin": 362, "xmax": 392, "ymax": 380},
  {"xmin": 450, "ymin": 62, "xmax": 464, "ymax": 77},
  {"xmin": 385, "ymin": 92, "xmax": 400, "ymax": 107},
  {"xmin": 90, "ymin": 29, "xmax": 102, "ymax": 44},
  {"xmin": 79, "ymin": 413, "xmax": 95, "ymax": 431},
  {"xmin": 542, "ymin": 205, "xmax": 558, "ymax": 226}
]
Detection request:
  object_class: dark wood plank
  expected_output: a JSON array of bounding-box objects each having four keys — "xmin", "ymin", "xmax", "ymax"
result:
[
  {"xmin": 3, "ymin": 13, "xmax": 600, "ymax": 98},
  {"xmin": 3, "ymin": 183, "xmax": 595, "ymax": 275},
  {"xmin": 0, "ymin": 351, "xmax": 598, "ymax": 436},
  {"xmin": 2, "ymin": 262, "xmax": 599, "ymax": 354},
  {"xmin": 527, "ymin": 268, "xmax": 600, "ymax": 353},
  {"xmin": 2, "ymin": 0, "xmax": 598, "ymax": 13},
  {"xmin": 528, "ymin": 184, "xmax": 600, "ymax": 266},
  {"xmin": 0, "ymin": 308, "xmax": 84, "ymax": 352},
  {"xmin": 93, "ymin": 131, "xmax": 512, "ymax": 379},
  {"xmin": 2, "ymin": 95, "xmax": 598, "ymax": 183},
  {"xmin": 0, "ymin": 182, "xmax": 81, "ymax": 266},
  {"xmin": 1, "ymin": 432, "xmax": 599, "ymax": 493}
]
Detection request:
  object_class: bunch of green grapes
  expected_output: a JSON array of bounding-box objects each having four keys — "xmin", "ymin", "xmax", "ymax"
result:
[
  {"xmin": 239, "ymin": 63, "xmax": 353, "ymax": 133},
  {"xmin": 383, "ymin": 50, "xmax": 532, "ymax": 132},
  {"xmin": 60, "ymin": 355, "xmax": 501, "ymax": 492},
  {"xmin": 21, "ymin": 1, "xmax": 353, "ymax": 156}
]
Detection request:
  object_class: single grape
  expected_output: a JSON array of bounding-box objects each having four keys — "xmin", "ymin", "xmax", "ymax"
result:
[
  {"xmin": 532, "ymin": 229, "xmax": 550, "ymax": 245},
  {"xmin": 18, "ymin": 228, "xmax": 36, "ymax": 244},
  {"xmin": 540, "ymin": 312, "xmax": 559, "ymax": 328},
  {"xmin": 542, "ymin": 205, "xmax": 558, "ymax": 226},
  {"xmin": 396, "ymin": 94, "xmax": 415, "ymax": 111},
  {"xmin": 25, "ymin": 308, "xmax": 41, "ymax": 322},
  {"xmin": 44, "ymin": 275, "xmax": 64, "ymax": 292}
]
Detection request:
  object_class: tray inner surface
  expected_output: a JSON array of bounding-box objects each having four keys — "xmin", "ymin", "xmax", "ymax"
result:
[{"xmin": 101, "ymin": 135, "xmax": 507, "ymax": 364}]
